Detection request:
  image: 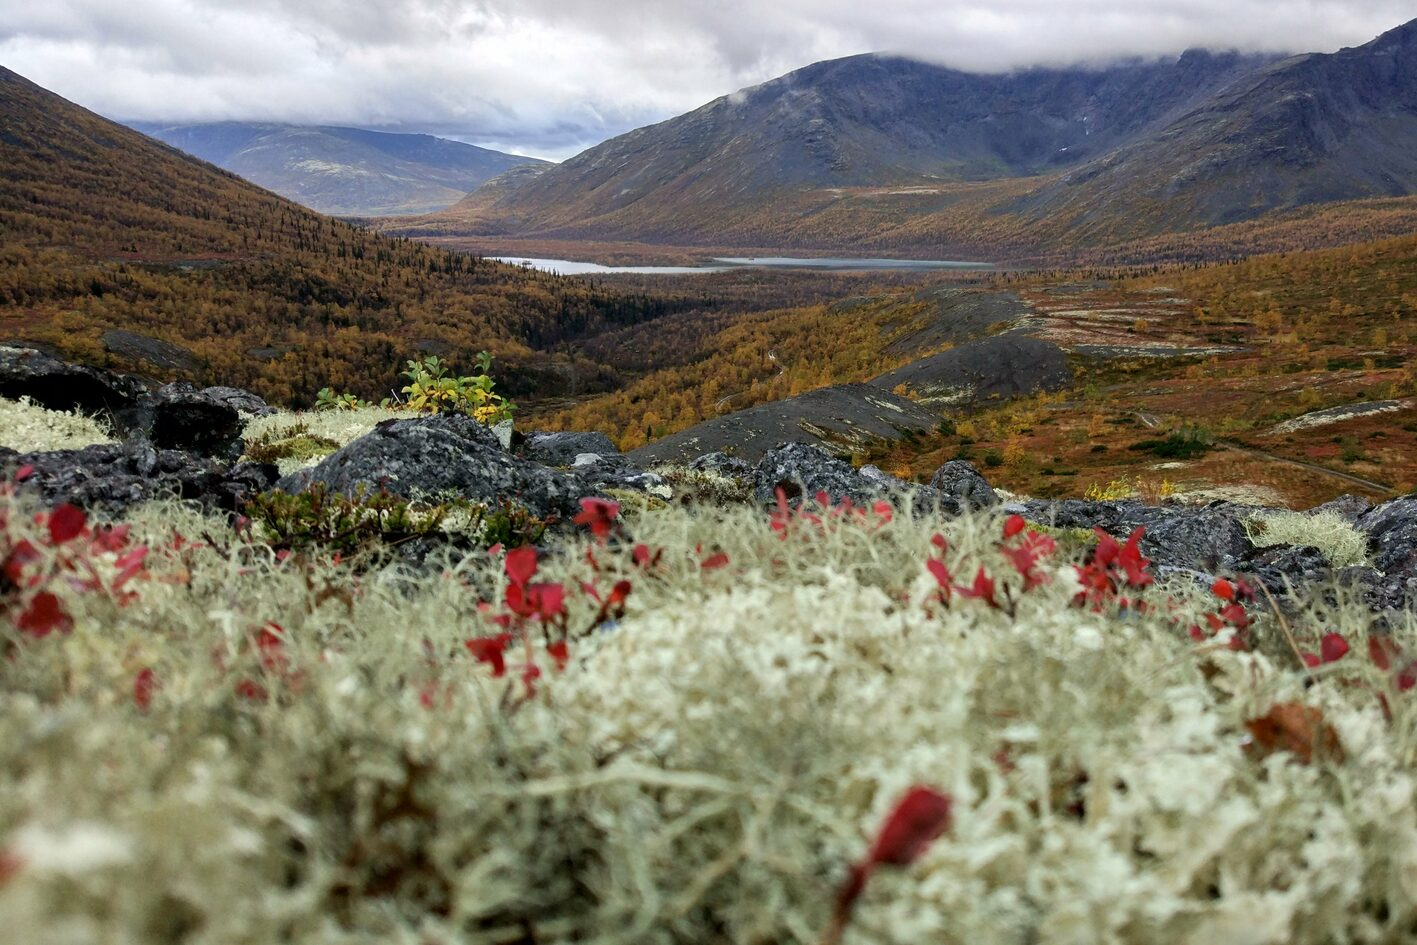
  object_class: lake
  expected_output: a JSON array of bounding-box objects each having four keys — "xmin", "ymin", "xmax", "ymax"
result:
[{"xmin": 489, "ymin": 255, "xmax": 993, "ymax": 275}]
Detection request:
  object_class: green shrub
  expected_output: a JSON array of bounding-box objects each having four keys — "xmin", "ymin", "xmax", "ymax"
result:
[
  {"xmin": 400, "ymin": 353, "xmax": 513, "ymax": 424},
  {"xmin": 1129, "ymin": 426, "xmax": 1213, "ymax": 459}
]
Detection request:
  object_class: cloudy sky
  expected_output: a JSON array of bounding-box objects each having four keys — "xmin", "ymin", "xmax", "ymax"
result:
[{"xmin": 1, "ymin": 1, "xmax": 1413, "ymax": 160}]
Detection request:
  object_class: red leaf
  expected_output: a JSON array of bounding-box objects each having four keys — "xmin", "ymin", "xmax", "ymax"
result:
[
  {"xmin": 522, "ymin": 662, "xmax": 542, "ymax": 697},
  {"xmin": 1302, "ymin": 652, "xmax": 1321, "ymax": 668},
  {"xmin": 0, "ymin": 850, "xmax": 21, "ymax": 888},
  {"xmin": 573, "ymin": 497, "xmax": 621, "ymax": 539},
  {"xmin": 1003, "ymin": 515, "xmax": 1026, "ymax": 539},
  {"xmin": 46, "ymin": 503, "xmax": 87, "ymax": 545},
  {"xmin": 700, "ymin": 552, "xmax": 730, "ymax": 571},
  {"xmin": 504, "ymin": 546, "xmax": 538, "ymax": 587},
  {"xmin": 133, "ymin": 667, "xmax": 156, "ymax": 711},
  {"xmin": 866, "ymin": 785, "xmax": 954, "ymax": 867},
  {"xmin": 956, "ymin": 566, "xmax": 998, "ymax": 608},
  {"xmin": 15, "ymin": 592, "xmax": 71, "ymax": 638},
  {"xmin": 926, "ymin": 558, "xmax": 952, "ymax": 590},
  {"xmin": 466, "ymin": 634, "xmax": 511, "ymax": 677},
  {"xmin": 1211, "ymin": 578, "xmax": 1236, "ymax": 601},
  {"xmin": 549, "ymin": 640, "xmax": 570, "ymax": 671},
  {"xmin": 1319, "ymin": 632, "xmax": 1350, "ymax": 664}
]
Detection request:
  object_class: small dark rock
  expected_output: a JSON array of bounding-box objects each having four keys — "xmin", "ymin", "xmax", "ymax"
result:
[
  {"xmin": 523, "ymin": 431, "xmax": 621, "ymax": 467},
  {"xmin": 200, "ymin": 386, "xmax": 275, "ymax": 417},
  {"xmin": 139, "ymin": 382, "xmax": 245, "ymax": 460},
  {"xmin": 277, "ymin": 414, "xmax": 590, "ymax": 521},
  {"xmin": 1239, "ymin": 544, "xmax": 1333, "ymax": 598}
]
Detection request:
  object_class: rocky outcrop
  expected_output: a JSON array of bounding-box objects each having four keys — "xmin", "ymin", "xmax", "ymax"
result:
[
  {"xmin": 1021, "ymin": 498, "xmax": 1255, "ymax": 573},
  {"xmin": 630, "ymin": 383, "xmax": 939, "ymax": 466},
  {"xmin": 276, "ymin": 413, "xmax": 591, "ymax": 521},
  {"xmin": 0, "ymin": 345, "xmax": 148, "ymax": 427},
  {"xmin": 688, "ymin": 452, "xmax": 752, "ymax": 479},
  {"xmin": 100, "ymin": 330, "xmax": 202, "ymax": 373},
  {"xmin": 4, "ymin": 439, "xmax": 275, "ymax": 513}
]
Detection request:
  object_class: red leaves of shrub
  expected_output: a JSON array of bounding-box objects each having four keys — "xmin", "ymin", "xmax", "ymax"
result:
[
  {"xmin": 133, "ymin": 668, "xmax": 156, "ymax": 711},
  {"xmin": 573, "ymin": 498, "xmax": 620, "ymax": 541},
  {"xmin": 824, "ymin": 786, "xmax": 953, "ymax": 945},
  {"xmin": 46, "ymin": 504, "xmax": 86, "ymax": 545},
  {"xmin": 466, "ymin": 633, "xmax": 512, "ymax": 677},
  {"xmin": 1074, "ymin": 527, "xmax": 1151, "ymax": 611},
  {"xmin": 1244, "ymin": 702, "xmax": 1344, "ymax": 765},
  {"xmin": 15, "ymin": 591, "xmax": 71, "ymax": 638},
  {"xmin": 1303, "ymin": 632, "xmax": 1352, "ymax": 668}
]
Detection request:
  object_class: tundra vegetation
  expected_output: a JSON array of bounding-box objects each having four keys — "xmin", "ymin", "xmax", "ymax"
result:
[{"xmin": 3, "ymin": 397, "xmax": 1417, "ymax": 944}]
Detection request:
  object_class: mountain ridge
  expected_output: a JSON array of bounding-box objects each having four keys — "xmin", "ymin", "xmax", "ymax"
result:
[
  {"xmin": 398, "ymin": 19, "xmax": 1417, "ymax": 257},
  {"xmin": 132, "ymin": 120, "xmax": 547, "ymax": 216}
]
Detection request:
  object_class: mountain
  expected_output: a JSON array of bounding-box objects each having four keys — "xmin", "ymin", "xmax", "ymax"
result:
[
  {"xmin": 406, "ymin": 48, "xmax": 1275, "ymax": 243},
  {"xmin": 404, "ymin": 19, "xmax": 1417, "ymax": 258},
  {"xmin": 131, "ymin": 121, "xmax": 546, "ymax": 216},
  {"xmin": 1009, "ymin": 19, "xmax": 1417, "ymax": 237},
  {"xmin": 0, "ymin": 65, "xmax": 681, "ymax": 404}
]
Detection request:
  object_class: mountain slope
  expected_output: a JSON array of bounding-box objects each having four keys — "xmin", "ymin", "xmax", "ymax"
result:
[
  {"xmin": 0, "ymin": 65, "xmax": 680, "ymax": 404},
  {"xmin": 409, "ymin": 49, "xmax": 1274, "ymax": 242},
  {"xmin": 132, "ymin": 121, "xmax": 546, "ymax": 216},
  {"xmin": 1005, "ymin": 19, "xmax": 1417, "ymax": 239},
  {"xmin": 403, "ymin": 19, "xmax": 1417, "ymax": 257}
]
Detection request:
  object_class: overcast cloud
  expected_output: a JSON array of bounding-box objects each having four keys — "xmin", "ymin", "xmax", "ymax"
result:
[{"xmin": 1, "ymin": 0, "xmax": 1413, "ymax": 160}]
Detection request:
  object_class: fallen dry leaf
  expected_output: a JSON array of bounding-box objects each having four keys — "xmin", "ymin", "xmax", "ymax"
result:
[{"xmin": 1244, "ymin": 702, "xmax": 1344, "ymax": 765}]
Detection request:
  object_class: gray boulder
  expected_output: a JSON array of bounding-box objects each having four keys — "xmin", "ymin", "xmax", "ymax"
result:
[
  {"xmin": 752, "ymin": 442, "xmax": 883, "ymax": 507},
  {"xmin": 929, "ymin": 460, "xmax": 999, "ymax": 514},
  {"xmin": 4, "ymin": 438, "xmax": 275, "ymax": 513},
  {"xmin": 1022, "ymin": 499, "xmax": 1254, "ymax": 573},
  {"xmin": 524, "ymin": 431, "xmax": 622, "ymax": 468},
  {"xmin": 1357, "ymin": 496, "xmax": 1417, "ymax": 608},
  {"xmin": 277, "ymin": 414, "xmax": 590, "ymax": 521},
  {"xmin": 132, "ymin": 382, "xmax": 245, "ymax": 459},
  {"xmin": 1307, "ymin": 494, "xmax": 1373, "ymax": 523}
]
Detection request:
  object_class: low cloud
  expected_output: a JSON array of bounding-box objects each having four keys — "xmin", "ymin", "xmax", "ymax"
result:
[{"xmin": 1, "ymin": 0, "xmax": 1411, "ymax": 160}]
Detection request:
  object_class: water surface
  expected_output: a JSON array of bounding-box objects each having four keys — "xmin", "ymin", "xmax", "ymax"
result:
[{"xmin": 490, "ymin": 255, "xmax": 993, "ymax": 275}]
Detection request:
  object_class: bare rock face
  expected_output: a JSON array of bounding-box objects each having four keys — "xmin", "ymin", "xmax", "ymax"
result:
[
  {"xmin": 100, "ymin": 330, "xmax": 202, "ymax": 374},
  {"xmin": 752, "ymin": 443, "xmax": 885, "ymax": 507},
  {"xmin": 276, "ymin": 414, "xmax": 592, "ymax": 521},
  {"xmin": 871, "ymin": 335, "xmax": 1073, "ymax": 408},
  {"xmin": 1357, "ymin": 496, "xmax": 1417, "ymax": 609}
]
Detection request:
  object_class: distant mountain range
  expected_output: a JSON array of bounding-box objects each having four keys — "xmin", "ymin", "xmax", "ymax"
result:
[
  {"xmin": 396, "ymin": 18, "xmax": 1417, "ymax": 258},
  {"xmin": 131, "ymin": 121, "xmax": 547, "ymax": 216}
]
